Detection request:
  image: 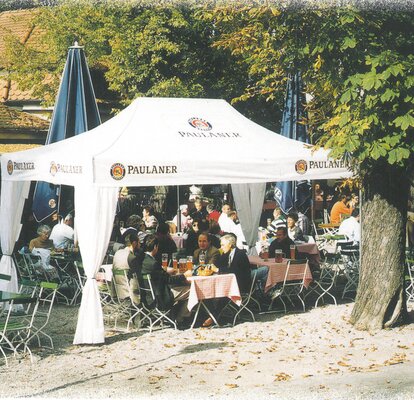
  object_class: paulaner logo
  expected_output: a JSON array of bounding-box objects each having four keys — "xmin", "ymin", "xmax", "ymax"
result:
[
  {"xmin": 49, "ymin": 162, "xmax": 82, "ymax": 176},
  {"xmin": 7, "ymin": 160, "xmax": 13, "ymax": 175},
  {"xmin": 295, "ymin": 159, "xmax": 349, "ymax": 175},
  {"xmin": 295, "ymin": 160, "xmax": 308, "ymax": 175},
  {"xmin": 188, "ymin": 117, "xmax": 212, "ymax": 131},
  {"xmin": 110, "ymin": 163, "xmax": 126, "ymax": 180},
  {"xmin": 7, "ymin": 160, "xmax": 35, "ymax": 175}
]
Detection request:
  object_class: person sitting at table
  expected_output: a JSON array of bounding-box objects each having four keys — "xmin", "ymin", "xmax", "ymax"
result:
[
  {"xmin": 267, "ymin": 206, "xmax": 287, "ymax": 236},
  {"xmin": 216, "ymin": 234, "xmax": 252, "ymax": 294},
  {"xmin": 218, "ymin": 203, "xmax": 233, "ymax": 233},
  {"xmin": 140, "ymin": 235, "xmax": 192, "ymax": 326},
  {"xmin": 286, "ymin": 212, "xmax": 305, "ymax": 242},
  {"xmin": 347, "ymin": 193, "xmax": 359, "ymax": 210},
  {"xmin": 206, "ymin": 204, "xmax": 220, "ymax": 223},
  {"xmin": 49, "ymin": 213, "xmax": 75, "ymax": 250},
  {"xmin": 193, "ymin": 232, "xmax": 220, "ymax": 266},
  {"xmin": 112, "ymin": 233, "xmax": 144, "ymax": 304},
  {"xmin": 155, "ymin": 222, "xmax": 177, "ymax": 264},
  {"xmin": 338, "ymin": 208, "xmax": 361, "ymax": 244},
  {"xmin": 172, "ymin": 204, "xmax": 193, "ymax": 233},
  {"xmin": 142, "ymin": 205, "xmax": 158, "ymax": 232},
  {"xmin": 227, "ymin": 210, "xmax": 248, "ymax": 251},
  {"xmin": 190, "ymin": 199, "xmax": 208, "ymax": 221},
  {"xmin": 269, "ymin": 227, "xmax": 295, "ymax": 259},
  {"xmin": 186, "ymin": 218, "xmax": 209, "ymax": 257},
  {"xmin": 330, "ymin": 194, "xmax": 352, "ymax": 224},
  {"xmin": 29, "ymin": 224, "xmax": 60, "ymax": 280},
  {"xmin": 121, "ymin": 214, "xmax": 142, "ymax": 242}
]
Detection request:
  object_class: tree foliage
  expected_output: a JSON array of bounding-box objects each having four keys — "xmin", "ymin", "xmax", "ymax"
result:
[
  {"xmin": 202, "ymin": 3, "xmax": 414, "ymax": 174},
  {"xmin": 3, "ymin": 0, "xmax": 279, "ymax": 127}
]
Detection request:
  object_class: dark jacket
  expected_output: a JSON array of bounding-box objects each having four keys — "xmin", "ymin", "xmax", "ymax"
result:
[
  {"xmin": 217, "ymin": 248, "xmax": 252, "ymax": 293},
  {"xmin": 269, "ymin": 236, "xmax": 295, "ymax": 258},
  {"xmin": 155, "ymin": 233, "xmax": 177, "ymax": 263},
  {"xmin": 140, "ymin": 253, "xmax": 187, "ymax": 311}
]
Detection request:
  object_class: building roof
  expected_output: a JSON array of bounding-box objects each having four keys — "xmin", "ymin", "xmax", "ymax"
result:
[
  {"xmin": 0, "ymin": 9, "xmax": 42, "ymax": 103},
  {"xmin": 0, "ymin": 104, "xmax": 48, "ymax": 144}
]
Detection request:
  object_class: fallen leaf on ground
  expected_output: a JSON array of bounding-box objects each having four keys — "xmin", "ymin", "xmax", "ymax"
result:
[
  {"xmin": 337, "ymin": 361, "xmax": 351, "ymax": 367},
  {"xmin": 274, "ymin": 373, "xmax": 291, "ymax": 381},
  {"xmin": 225, "ymin": 383, "xmax": 238, "ymax": 388}
]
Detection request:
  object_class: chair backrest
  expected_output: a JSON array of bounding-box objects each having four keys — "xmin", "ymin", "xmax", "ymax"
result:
[
  {"xmin": 323, "ymin": 209, "xmax": 330, "ymax": 223},
  {"xmin": 139, "ymin": 274, "xmax": 158, "ymax": 310},
  {"xmin": 74, "ymin": 261, "xmax": 87, "ymax": 289},
  {"xmin": 112, "ymin": 268, "xmax": 130, "ymax": 301},
  {"xmin": 303, "ymin": 235, "xmax": 316, "ymax": 244},
  {"xmin": 283, "ymin": 259, "xmax": 309, "ymax": 286}
]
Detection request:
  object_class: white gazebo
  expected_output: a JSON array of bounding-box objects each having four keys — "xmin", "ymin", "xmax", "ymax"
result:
[{"xmin": 0, "ymin": 97, "xmax": 352, "ymax": 344}]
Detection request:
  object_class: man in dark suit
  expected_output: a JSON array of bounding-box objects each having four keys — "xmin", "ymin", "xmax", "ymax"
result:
[
  {"xmin": 193, "ymin": 232, "xmax": 220, "ymax": 265},
  {"xmin": 216, "ymin": 233, "xmax": 252, "ymax": 293},
  {"xmin": 140, "ymin": 235, "xmax": 192, "ymax": 323}
]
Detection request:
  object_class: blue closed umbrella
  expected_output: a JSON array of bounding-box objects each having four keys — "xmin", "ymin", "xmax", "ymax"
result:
[
  {"xmin": 32, "ymin": 42, "xmax": 101, "ymax": 222},
  {"xmin": 274, "ymin": 71, "xmax": 311, "ymax": 214}
]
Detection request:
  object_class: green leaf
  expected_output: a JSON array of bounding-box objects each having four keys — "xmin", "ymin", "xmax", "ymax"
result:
[
  {"xmin": 362, "ymin": 72, "xmax": 378, "ymax": 91},
  {"xmin": 393, "ymin": 114, "xmax": 414, "ymax": 131},
  {"xmin": 341, "ymin": 36, "xmax": 356, "ymax": 50}
]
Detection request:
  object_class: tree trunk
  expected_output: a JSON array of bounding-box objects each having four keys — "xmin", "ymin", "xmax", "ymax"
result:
[{"xmin": 350, "ymin": 162, "xmax": 409, "ymax": 330}]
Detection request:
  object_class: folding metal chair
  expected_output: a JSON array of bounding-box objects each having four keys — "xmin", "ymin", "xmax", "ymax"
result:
[
  {"xmin": 95, "ymin": 265, "xmax": 125, "ymax": 328},
  {"xmin": 0, "ymin": 275, "xmax": 40, "ymax": 366},
  {"xmin": 405, "ymin": 258, "xmax": 414, "ymax": 303},
  {"xmin": 340, "ymin": 247, "xmax": 360, "ymax": 299},
  {"xmin": 140, "ymin": 274, "xmax": 177, "ymax": 331},
  {"xmin": 219, "ymin": 269, "xmax": 261, "ymax": 326},
  {"xmin": 111, "ymin": 268, "xmax": 139, "ymax": 330},
  {"xmin": 24, "ymin": 281, "xmax": 58, "ymax": 349},
  {"xmin": 305, "ymin": 252, "xmax": 340, "ymax": 307},
  {"xmin": 113, "ymin": 270, "xmax": 153, "ymax": 331},
  {"xmin": 269, "ymin": 260, "xmax": 310, "ymax": 313}
]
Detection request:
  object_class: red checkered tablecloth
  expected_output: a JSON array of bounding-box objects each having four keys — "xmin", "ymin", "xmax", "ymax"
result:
[
  {"xmin": 248, "ymin": 256, "xmax": 312, "ymax": 293},
  {"xmin": 187, "ymin": 273, "xmax": 241, "ymax": 311}
]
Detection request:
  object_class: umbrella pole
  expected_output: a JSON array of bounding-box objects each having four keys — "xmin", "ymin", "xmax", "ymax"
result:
[{"xmin": 177, "ymin": 185, "xmax": 181, "ymax": 233}]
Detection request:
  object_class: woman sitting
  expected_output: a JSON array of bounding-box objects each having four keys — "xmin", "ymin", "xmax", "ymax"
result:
[{"xmin": 29, "ymin": 225, "xmax": 60, "ymax": 280}]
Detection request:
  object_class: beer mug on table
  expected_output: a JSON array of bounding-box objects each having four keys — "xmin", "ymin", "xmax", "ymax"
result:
[
  {"xmin": 179, "ymin": 258, "xmax": 187, "ymax": 273},
  {"xmin": 199, "ymin": 252, "xmax": 206, "ymax": 265},
  {"xmin": 275, "ymin": 249, "xmax": 283, "ymax": 263},
  {"xmin": 290, "ymin": 245, "xmax": 296, "ymax": 260},
  {"xmin": 162, "ymin": 253, "xmax": 168, "ymax": 270},
  {"xmin": 186, "ymin": 256, "xmax": 193, "ymax": 271}
]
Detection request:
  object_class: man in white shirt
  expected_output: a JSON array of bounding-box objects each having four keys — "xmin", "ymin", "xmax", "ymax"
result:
[
  {"xmin": 338, "ymin": 208, "xmax": 361, "ymax": 243},
  {"xmin": 50, "ymin": 214, "xmax": 75, "ymax": 249},
  {"xmin": 218, "ymin": 203, "xmax": 233, "ymax": 233},
  {"xmin": 172, "ymin": 205, "xmax": 193, "ymax": 232},
  {"xmin": 228, "ymin": 210, "xmax": 248, "ymax": 251}
]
